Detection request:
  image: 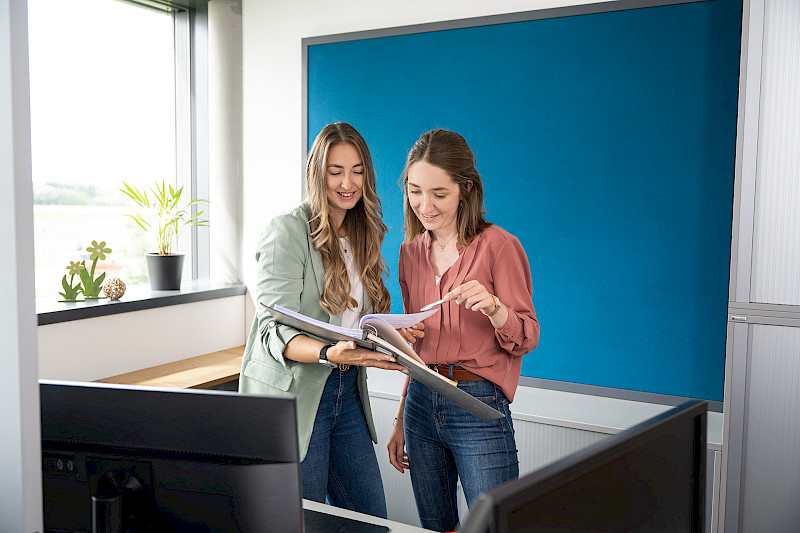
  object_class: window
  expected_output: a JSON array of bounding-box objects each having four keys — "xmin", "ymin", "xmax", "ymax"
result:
[{"xmin": 27, "ymin": 0, "xmax": 205, "ymax": 299}]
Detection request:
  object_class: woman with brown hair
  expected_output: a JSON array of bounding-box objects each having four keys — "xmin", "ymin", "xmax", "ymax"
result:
[
  {"xmin": 239, "ymin": 122, "xmax": 404, "ymax": 518},
  {"xmin": 387, "ymin": 129, "xmax": 540, "ymax": 531}
]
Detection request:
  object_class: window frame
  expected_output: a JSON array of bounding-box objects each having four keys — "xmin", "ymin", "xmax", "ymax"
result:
[{"xmin": 175, "ymin": 5, "xmax": 210, "ymax": 280}]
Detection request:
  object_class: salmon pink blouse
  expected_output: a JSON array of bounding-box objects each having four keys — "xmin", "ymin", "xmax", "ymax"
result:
[{"xmin": 399, "ymin": 225, "xmax": 539, "ymax": 403}]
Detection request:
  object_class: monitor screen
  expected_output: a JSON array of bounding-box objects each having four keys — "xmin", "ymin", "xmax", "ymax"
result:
[
  {"xmin": 40, "ymin": 379, "xmax": 303, "ymax": 532},
  {"xmin": 460, "ymin": 399, "xmax": 707, "ymax": 533}
]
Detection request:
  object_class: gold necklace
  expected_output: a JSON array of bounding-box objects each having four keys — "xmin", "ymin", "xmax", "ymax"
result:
[{"xmin": 435, "ymin": 234, "xmax": 456, "ymax": 252}]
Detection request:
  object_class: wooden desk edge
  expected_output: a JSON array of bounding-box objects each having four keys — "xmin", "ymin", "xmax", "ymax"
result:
[{"xmin": 96, "ymin": 345, "xmax": 245, "ymax": 389}]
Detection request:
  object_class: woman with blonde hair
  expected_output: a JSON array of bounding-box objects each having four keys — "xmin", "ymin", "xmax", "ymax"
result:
[
  {"xmin": 388, "ymin": 128, "xmax": 539, "ymax": 531},
  {"xmin": 239, "ymin": 122, "xmax": 403, "ymax": 518}
]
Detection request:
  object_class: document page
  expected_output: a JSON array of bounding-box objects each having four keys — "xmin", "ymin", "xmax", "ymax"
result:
[
  {"xmin": 359, "ymin": 309, "xmax": 439, "ymax": 330},
  {"xmin": 271, "ymin": 304, "xmax": 437, "ymax": 339}
]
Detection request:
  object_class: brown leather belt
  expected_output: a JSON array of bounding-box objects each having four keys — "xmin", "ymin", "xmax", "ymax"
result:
[{"xmin": 430, "ymin": 364, "xmax": 484, "ymax": 381}]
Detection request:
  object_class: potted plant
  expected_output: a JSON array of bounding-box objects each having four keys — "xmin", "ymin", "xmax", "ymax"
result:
[{"xmin": 121, "ymin": 180, "xmax": 208, "ymax": 290}]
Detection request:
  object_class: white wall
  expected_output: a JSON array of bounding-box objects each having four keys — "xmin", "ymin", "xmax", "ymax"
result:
[
  {"xmin": 37, "ymin": 295, "xmax": 246, "ymax": 381},
  {"xmin": 0, "ymin": 0, "xmax": 42, "ymax": 529}
]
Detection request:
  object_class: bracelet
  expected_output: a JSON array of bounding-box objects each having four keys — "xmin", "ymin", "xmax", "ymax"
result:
[
  {"xmin": 486, "ymin": 295, "xmax": 501, "ymax": 317},
  {"xmin": 394, "ymin": 417, "xmax": 403, "ymax": 421}
]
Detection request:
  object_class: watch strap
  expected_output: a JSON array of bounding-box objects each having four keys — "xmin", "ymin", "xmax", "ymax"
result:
[{"xmin": 318, "ymin": 344, "xmax": 338, "ymax": 368}]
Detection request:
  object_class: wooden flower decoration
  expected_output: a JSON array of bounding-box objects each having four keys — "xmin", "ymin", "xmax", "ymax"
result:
[
  {"xmin": 87, "ymin": 240, "xmax": 112, "ymax": 261},
  {"xmin": 80, "ymin": 239, "xmax": 112, "ymax": 299},
  {"xmin": 58, "ymin": 261, "xmax": 85, "ymax": 302}
]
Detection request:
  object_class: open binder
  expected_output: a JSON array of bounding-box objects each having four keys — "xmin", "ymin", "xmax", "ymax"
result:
[{"xmin": 263, "ymin": 303, "xmax": 503, "ymax": 420}]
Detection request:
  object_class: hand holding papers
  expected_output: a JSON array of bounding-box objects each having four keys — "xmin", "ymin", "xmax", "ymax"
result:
[{"xmin": 263, "ymin": 303, "xmax": 503, "ymax": 420}]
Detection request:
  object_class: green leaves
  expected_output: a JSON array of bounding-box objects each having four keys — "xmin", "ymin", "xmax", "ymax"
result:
[
  {"xmin": 79, "ymin": 261, "xmax": 106, "ymax": 299},
  {"xmin": 58, "ymin": 273, "xmax": 83, "ymax": 302},
  {"xmin": 120, "ymin": 179, "xmax": 209, "ymax": 255}
]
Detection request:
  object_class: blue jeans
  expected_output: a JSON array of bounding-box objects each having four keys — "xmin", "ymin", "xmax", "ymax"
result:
[
  {"xmin": 300, "ymin": 367, "xmax": 388, "ymax": 519},
  {"xmin": 404, "ymin": 376, "xmax": 519, "ymax": 532}
]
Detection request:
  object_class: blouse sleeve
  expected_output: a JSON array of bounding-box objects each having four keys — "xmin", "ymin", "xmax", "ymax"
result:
[{"xmin": 491, "ymin": 234, "xmax": 540, "ymax": 356}]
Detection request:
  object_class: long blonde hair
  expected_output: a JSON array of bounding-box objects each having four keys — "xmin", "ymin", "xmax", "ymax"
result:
[
  {"xmin": 306, "ymin": 123, "xmax": 391, "ymax": 315},
  {"xmin": 399, "ymin": 129, "xmax": 491, "ymax": 245}
]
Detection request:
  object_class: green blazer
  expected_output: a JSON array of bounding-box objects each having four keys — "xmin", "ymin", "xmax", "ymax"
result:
[{"xmin": 239, "ymin": 203, "xmax": 377, "ymax": 461}]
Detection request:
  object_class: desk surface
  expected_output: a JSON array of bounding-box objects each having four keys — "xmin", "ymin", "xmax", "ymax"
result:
[
  {"xmin": 96, "ymin": 346, "xmax": 244, "ymax": 389},
  {"xmin": 304, "ymin": 499, "xmax": 431, "ymax": 532}
]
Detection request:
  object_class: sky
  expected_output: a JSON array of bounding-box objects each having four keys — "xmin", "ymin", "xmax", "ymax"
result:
[{"xmin": 27, "ymin": 0, "xmax": 176, "ymax": 192}]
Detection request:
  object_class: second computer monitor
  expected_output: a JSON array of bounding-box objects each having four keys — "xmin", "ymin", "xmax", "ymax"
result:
[{"xmin": 461, "ymin": 399, "xmax": 707, "ymax": 533}]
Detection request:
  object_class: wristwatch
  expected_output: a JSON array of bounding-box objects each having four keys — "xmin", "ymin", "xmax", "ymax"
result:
[{"xmin": 318, "ymin": 344, "xmax": 338, "ymax": 368}]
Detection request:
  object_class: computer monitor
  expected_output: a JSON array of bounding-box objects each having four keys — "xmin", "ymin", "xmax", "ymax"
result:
[
  {"xmin": 40, "ymin": 379, "xmax": 303, "ymax": 532},
  {"xmin": 460, "ymin": 399, "xmax": 707, "ymax": 533}
]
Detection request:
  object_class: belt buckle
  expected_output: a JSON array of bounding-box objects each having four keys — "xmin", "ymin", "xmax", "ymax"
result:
[{"xmin": 338, "ymin": 364, "xmax": 351, "ymax": 371}]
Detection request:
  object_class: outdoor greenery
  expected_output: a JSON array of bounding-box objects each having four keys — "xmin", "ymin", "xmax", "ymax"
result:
[{"xmin": 34, "ymin": 182, "xmax": 118, "ymax": 206}]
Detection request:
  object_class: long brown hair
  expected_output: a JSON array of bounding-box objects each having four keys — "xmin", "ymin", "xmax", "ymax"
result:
[
  {"xmin": 306, "ymin": 123, "xmax": 391, "ymax": 315},
  {"xmin": 399, "ymin": 129, "xmax": 491, "ymax": 245}
]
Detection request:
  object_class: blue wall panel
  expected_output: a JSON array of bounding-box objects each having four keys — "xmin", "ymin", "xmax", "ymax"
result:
[{"xmin": 307, "ymin": 0, "xmax": 742, "ymax": 401}]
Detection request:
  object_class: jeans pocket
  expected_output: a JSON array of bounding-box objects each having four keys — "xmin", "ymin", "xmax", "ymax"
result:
[
  {"xmin": 476, "ymin": 389, "xmax": 513, "ymax": 433},
  {"xmin": 474, "ymin": 394, "xmax": 498, "ymax": 405}
]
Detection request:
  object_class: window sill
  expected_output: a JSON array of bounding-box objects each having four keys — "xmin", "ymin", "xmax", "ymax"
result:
[{"xmin": 36, "ymin": 280, "xmax": 247, "ymax": 326}]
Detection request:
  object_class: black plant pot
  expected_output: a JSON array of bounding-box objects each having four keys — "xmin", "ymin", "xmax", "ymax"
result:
[{"xmin": 145, "ymin": 253, "xmax": 185, "ymax": 290}]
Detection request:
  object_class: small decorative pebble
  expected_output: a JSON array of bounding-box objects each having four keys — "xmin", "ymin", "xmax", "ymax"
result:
[{"xmin": 102, "ymin": 277, "xmax": 126, "ymax": 301}]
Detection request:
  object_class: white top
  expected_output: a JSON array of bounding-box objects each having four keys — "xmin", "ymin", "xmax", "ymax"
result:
[{"xmin": 339, "ymin": 237, "xmax": 363, "ymax": 329}]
